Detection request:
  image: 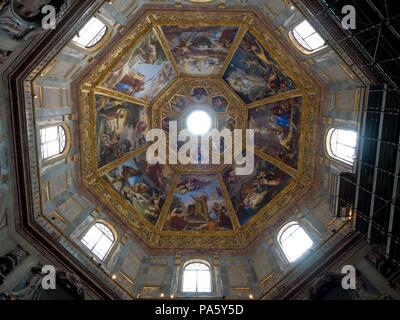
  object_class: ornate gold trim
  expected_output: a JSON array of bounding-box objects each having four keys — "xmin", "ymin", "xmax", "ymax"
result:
[
  {"xmin": 152, "ymin": 24, "xmax": 180, "ymax": 77},
  {"xmin": 254, "ymin": 148, "xmax": 299, "ymax": 178},
  {"xmin": 96, "ymin": 144, "xmax": 149, "ymax": 176},
  {"xmin": 77, "ymin": 9, "xmax": 321, "ymax": 249},
  {"xmin": 247, "ymin": 89, "xmax": 303, "ymax": 109},
  {"xmin": 153, "ymin": 174, "xmax": 180, "ymax": 234},
  {"xmin": 94, "ymin": 86, "xmax": 150, "ymax": 107},
  {"xmin": 216, "ymin": 174, "xmax": 245, "ymax": 242},
  {"xmin": 220, "ymin": 24, "xmax": 249, "ymax": 76}
]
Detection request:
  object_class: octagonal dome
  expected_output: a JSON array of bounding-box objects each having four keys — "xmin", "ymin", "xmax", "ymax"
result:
[{"xmin": 79, "ymin": 9, "xmax": 320, "ymax": 250}]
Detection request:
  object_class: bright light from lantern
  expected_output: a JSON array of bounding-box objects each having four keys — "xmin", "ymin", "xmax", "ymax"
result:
[{"xmin": 186, "ymin": 110, "xmax": 212, "ymax": 135}]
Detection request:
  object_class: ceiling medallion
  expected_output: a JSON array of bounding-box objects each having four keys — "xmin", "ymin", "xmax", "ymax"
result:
[{"xmin": 79, "ymin": 9, "xmax": 320, "ymax": 250}]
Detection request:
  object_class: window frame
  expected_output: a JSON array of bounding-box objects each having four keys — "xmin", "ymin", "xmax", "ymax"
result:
[
  {"xmin": 181, "ymin": 261, "xmax": 212, "ymax": 294},
  {"xmin": 289, "ymin": 20, "xmax": 327, "ymax": 55},
  {"xmin": 326, "ymin": 127, "xmax": 358, "ymax": 166},
  {"xmin": 180, "ymin": 259, "xmax": 214, "ymax": 295},
  {"xmin": 71, "ymin": 16, "xmax": 111, "ymax": 52},
  {"xmin": 276, "ymin": 221, "xmax": 314, "ymax": 265},
  {"xmin": 39, "ymin": 124, "xmax": 70, "ymax": 163},
  {"xmin": 79, "ymin": 220, "xmax": 117, "ymax": 262}
]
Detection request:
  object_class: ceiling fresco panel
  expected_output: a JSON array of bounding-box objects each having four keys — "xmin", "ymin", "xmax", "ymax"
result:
[
  {"xmin": 249, "ymin": 97, "xmax": 302, "ymax": 169},
  {"xmin": 218, "ymin": 114, "xmax": 236, "ymax": 131},
  {"xmin": 102, "ymin": 151, "xmax": 175, "ymax": 225},
  {"xmin": 162, "ymin": 26, "xmax": 239, "ymax": 76},
  {"xmin": 162, "ymin": 113, "xmax": 180, "ymax": 133},
  {"xmin": 223, "ymin": 32, "xmax": 296, "ymax": 104},
  {"xmin": 163, "ymin": 175, "xmax": 233, "ymax": 231},
  {"xmin": 169, "ymin": 94, "xmax": 187, "ymax": 113},
  {"xmin": 100, "ymin": 30, "xmax": 175, "ymax": 102},
  {"xmin": 96, "ymin": 94, "xmax": 150, "ymax": 167},
  {"xmin": 223, "ymin": 157, "xmax": 292, "ymax": 225},
  {"xmin": 189, "ymin": 87, "xmax": 209, "ymax": 104},
  {"xmin": 211, "ymin": 95, "xmax": 229, "ymax": 113}
]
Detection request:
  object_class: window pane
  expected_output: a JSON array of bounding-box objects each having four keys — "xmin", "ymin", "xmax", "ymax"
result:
[
  {"xmin": 41, "ymin": 126, "xmax": 57, "ymax": 142},
  {"xmin": 304, "ymin": 33, "xmax": 326, "ymax": 50},
  {"xmin": 197, "ymin": 271, "xmax": 211, "ymax": 292},
  {"xmin": 95, "ymin": 223, "xmax": 114, "ymax": 241},
  {"xmin": 293, "ymin": 30, "xmax": 312, "ymax": 51},
  {"xmin": 182, "ymin": 262, "xmax": 211, "ymax": 293},
  {"xmin": 92, "ymin": 236, "xmax": 113, "ymax": 260},
  {"xmin": 46, "ymin": 141, "xmax": 60, "ymax": 158},
  {"xmin": 81, "ymin": 223, "xmax": 114, "ymax": 260},
  {"xmin": 330, "ymin": 129, "xmax": 338, "ymax": 147},
  {"xmin": 182, "ymin": 271, "xmax": 197, "ymax": 292},
  {"xmin": 279, "ymin": 223, "xmax": 313, "ymax": 263},
  {"xmin": 294, "ymin": 21, "xmax": 315, "ymax": 38},
  {"xmin": 73, "ymin": 17, "xmax": 107, "ymax": 48},
  {"xmin": 81, "ymin": 226, "xmax": 103, "ymax": 249},
  {"xmin": 40, "ymin": 126, "xmax": 66, "ymax": 160},
  {"xmin": 293, "ymin": 20, "xmax": 325, "ymax": 51},
  {"xmin": 337, "ymin": 129, "xmax": 357, "ymax": 147},
  {"xmin": 336, "ymin": 144, "xmax": 356, "ymax": 162},
  {"xmin": 279, "ymin": 224, "xmax": 298, "ymax": 243},
  {"xmin": 329, "ymin": 128, "xmax": 357, "ymax": 164}
]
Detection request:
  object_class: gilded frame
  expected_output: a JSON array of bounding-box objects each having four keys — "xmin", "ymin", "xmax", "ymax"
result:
[{"xmin": 78, "ymin": 9, "xmax": 321, "ymax": 249}]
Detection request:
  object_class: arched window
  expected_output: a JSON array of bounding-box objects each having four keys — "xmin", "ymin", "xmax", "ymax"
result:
[
  {"xmin": 292, "ymin": 20, "xmax": 325, "ymax": 52},
  {"xmin": 72, "ymin": 17, "xmax": 107, "ymax": 49},
  {"xmin": 278, "ymin": 222, "xmax": 313, "ymax": 263},
  {"xmin": 327, "ymin": 128, "xmax": 357, "ymax": 165},
  {"xmin": 81, "ymin": 222, "xmax": 115, "ymax": 260},
  {"xmin": 40, "ymin": 126, "xmax": 66, "ymax": 160},
  {"xmin": 182, "ymin": 262, "xmax": 212, "ymax": 293}
]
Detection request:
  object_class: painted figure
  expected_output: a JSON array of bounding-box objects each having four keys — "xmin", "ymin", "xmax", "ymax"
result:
[
  {"xmin": 249, "ymin": 97, "xmax": 301, "ymax": 168},
  {"xmin": 223, "ymin": 32, "xmax": 296, "ymax": 104},
  {"xmin": 223, "ymin": 158, "xmax": 290, "ymax": 225},
  {"xmin": 164, "ymin": 175, "xmax": 233, "ymax": 231},
  {"xmin": 163, "ymin": 26, "xmax": 238, "ymax": 76},
  {"xmin": 101, "ymin": 31, "xmax": 175, "ymax": 101},
  {"xmin": 102, "ymin": 152, "xmax": 174, "ymax": 225},
  {"xmin": 96, "ymin": 95, "xmax": 150, "ymax": 167}
]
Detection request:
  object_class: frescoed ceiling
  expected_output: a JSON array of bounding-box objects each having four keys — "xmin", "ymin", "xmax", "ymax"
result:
[{"xmin": 79, "ymin": 10, "xmax": 320, "ymax": 250}]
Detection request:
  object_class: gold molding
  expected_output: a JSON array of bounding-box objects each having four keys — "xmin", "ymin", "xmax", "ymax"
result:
[
  {"xmin": 96, "ymin": 144, "xmax": 149, "ymax": 177},
  {"xmin": 247, "ymin": 89, "xmax": 303, "ymax": 109},
  {"xmin": 220, "ymin": 24, "xmax": 249, "ymax": 76},
  {"xmin": 216, "ymin": 173, "xmax": 245, "ymax": 242},
  {"xmin": 254, "ymin": 148, "xmax": 298, "ymax": 178},
  {"xmin": 152, "ymin": 24, "xmax": 180, "ymax": 77},
  {"xmin": 94, "ymin": 86, "xmax": 150, "ymax": 107},
  {"xmin": 260, "ymin": 272, "xmax": 274, "ymax": 286},
  {"xmin": 153, "ymin": 174, "xmax": 180, "ymax": 234},
  {"xmin": 117, "ymin": 271, "xmax": 135, "ymax": 286},
  {"xmin": 84, "ymin": 16, "xmax": 153, "ymax": 88},
  {"xmin": 76, "ymin": 9, "xmax": 321, "ymax": 250}
]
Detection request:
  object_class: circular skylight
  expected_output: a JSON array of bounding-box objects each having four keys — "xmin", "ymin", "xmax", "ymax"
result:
[{"xmin": 186, "ymin": 110, "xmax": 212, "ymax": 135}]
